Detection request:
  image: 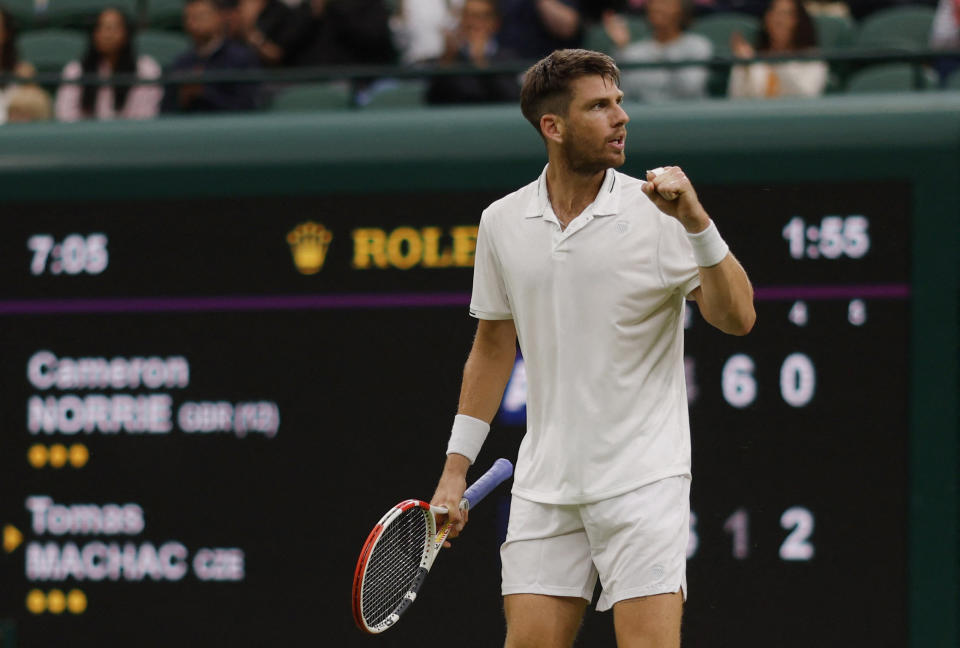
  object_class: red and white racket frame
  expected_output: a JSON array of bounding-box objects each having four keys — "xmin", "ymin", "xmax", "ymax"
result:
[{"xmin": 351, "ymin": 498, "xmax": 453, "ymax": 634}]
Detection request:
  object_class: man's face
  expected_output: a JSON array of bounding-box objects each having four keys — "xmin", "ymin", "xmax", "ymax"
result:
[
  {"xmin": 460, "ymin": 0, "xmax": 499, "ymax": 42},
  {"xmin": 184, "ymin": 0, "xmax": 224, "ymax": 44},
  {"xmin": 647, "ymin": 0, "xmax": 683, "ymax": 32},
  {"xmin": 556, "ymin": 75, "xmax": 629, "ymax": 175}
]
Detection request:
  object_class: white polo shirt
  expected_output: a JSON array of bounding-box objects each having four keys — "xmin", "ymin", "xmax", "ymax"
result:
[{"xmin": 470, "ymin": 166, "xmax": 700, "ymax": 504}]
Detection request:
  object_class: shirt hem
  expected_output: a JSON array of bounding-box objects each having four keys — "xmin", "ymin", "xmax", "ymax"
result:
[{"xmin": 511, "ymin": 467, "xmax": 692, "ymax": 505}]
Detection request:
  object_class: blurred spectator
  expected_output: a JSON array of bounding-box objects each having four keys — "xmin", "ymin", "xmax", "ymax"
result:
[
  {"xmin": 931, "ymin": 0, "xmax": 960, "ymax": 83},
  {"xmin": 55, "ymin": 8, "xmax": 162, "ymax": 122},
  {"xmin": 162, "ymin": 0, "xmax": 261, "ymax": 113},
  {"xmin": 609, "ymin": 0, "xmax": 711, "ymax": 102},
  {"xmin": 6, "ymin": 84, "xmax": 52, "ymax": 122},
  {"xmin": 427, "ymin": 0, "xmax": 520, "ymax": 103},
  {"xmin": 498, "ymin": 0, "xmax": 583, "ymax": 59},
  {"xmin": 218, "ymin": 0, "xmax": 244, "ymax": 40},
  {"xmin": 391, "ymin": 0, "xmax": 460, "ymax": 65},
  {"xmin": 286, "ymin": 0, "xmax": 396, "ymax": 66},
  {"xmin": 0, "ymin": 7, "xmax": 32, "ymax": 77},
  {"xmin": 238, "ymin": 0, "xmax": 299, "ymax": 65},
  {"xmin": 728, "ymin": 0, "xmax": 827, "ymax": 98},
  {"xmin": 624, "ymin": 0, "xmax": 716, "ymax": 13},
  {"xmin": 931, "ymin": 0, "xmax": 959, "ymax": 47},
  {"xmin": 802, "ymin": 0, "xmax": 850, "ymax": 17},
  {"xmin": 0, "ymin": 7, "xmax": 37, "ymax": 124}
]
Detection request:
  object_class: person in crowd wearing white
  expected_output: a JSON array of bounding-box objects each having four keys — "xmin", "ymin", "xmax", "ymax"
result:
[
  {"xmin": 55, "ymin": 8, "xmax": 162, "ymax": 121},
  {"xmin": 390, "ymin": 0, "xmax": 461, "ymax": 65},
  {"xmin": 728, "ymin": 0, "xmax": 827, "ymax": 99},
  {"xmin": 606, "ymin": 0, "xmax": 712, "ymax": 102}
]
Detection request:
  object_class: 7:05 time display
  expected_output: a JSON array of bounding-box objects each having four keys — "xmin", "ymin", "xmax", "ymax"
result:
[{"xmin": 27, "ymin": 234, "xmax": 109, "ymax": 276}]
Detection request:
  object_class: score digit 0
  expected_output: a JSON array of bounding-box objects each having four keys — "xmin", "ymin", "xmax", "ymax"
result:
[{"xmin": 720, "ymin": 353, "xmax": 816, "ymax": 409}]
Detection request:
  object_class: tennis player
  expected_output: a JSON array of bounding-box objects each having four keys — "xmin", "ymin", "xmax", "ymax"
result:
[{"xmin": 431, "ymin": 48, "xmax": 755, "ymax": 647}]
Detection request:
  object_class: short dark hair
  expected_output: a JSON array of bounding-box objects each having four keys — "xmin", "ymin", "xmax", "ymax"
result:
[
  {"xmin": 0, "ymin": 7, "xmax": 19, "ymax": 74},
  {"xmin": 520, "ymin": 49, "xmax": 621, "ymax": 135},
  {"xmin": 757, "ymin": 0, "xmax": 817, "ymax": 52}
]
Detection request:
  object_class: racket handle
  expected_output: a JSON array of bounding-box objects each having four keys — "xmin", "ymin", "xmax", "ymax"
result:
[{"xmin": 462, "ymin": 458, "xmax": 514, "ymax": 510}]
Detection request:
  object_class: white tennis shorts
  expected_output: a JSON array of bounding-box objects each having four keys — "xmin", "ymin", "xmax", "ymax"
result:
[{"xmin": 500, "ymin": 475, "xmax": 690, "ymax": 611}]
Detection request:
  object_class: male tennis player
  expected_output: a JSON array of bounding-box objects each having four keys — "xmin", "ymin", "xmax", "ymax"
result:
[{"xmin": 431, "ymin": 49, "xmax": 755, "ymax": 647}]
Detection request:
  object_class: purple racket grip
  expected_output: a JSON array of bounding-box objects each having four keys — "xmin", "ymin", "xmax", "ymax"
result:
[{"xmin": 462, "ymin": 458, "xmax": 514, "ymax": 509}]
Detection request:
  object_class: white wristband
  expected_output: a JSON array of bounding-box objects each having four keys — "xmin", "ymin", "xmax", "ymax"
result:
[
  {"xmin": 446, "ymin": 414, "xmax": 490, "ymax": 464},
  {"xmin": 686, "ymin": 220, "xmax": 729, "ymax": 268}
]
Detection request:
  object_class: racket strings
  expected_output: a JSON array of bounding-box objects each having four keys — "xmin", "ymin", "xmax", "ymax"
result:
[{"xmin": 361, "ymin": 508, "xmax": 430, "ymax": 626}]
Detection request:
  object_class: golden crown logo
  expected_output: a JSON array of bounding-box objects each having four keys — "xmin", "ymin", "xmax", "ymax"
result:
[{"xmin": 287, "ymin": 222, "xmax": 333, "ymax": 275}]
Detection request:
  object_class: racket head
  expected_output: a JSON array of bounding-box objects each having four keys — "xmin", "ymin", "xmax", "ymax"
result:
[{"xmin": 352, "ymin": 499, "xmax": 439, "ymax": 634}]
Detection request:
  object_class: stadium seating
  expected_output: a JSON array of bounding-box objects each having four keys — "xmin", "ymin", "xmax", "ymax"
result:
[
  {"xmin": 271, "ymin": 83, "xmax": 352, "ymax": 111},
  {"xmin": 813, "ymin": 14, "xmax": 856, "ymax": 50},
  {"xmin": 145, "ymin": 0, "xmax": 185, "ymax": 30},
  {"xmin": 42, "ymin": 0, "xmax": 137, "ymax": 28},
  {"xmin": 18, "ymin": 28, "xmax": 85, "ymax": 74},
  {"xmin": 584, "ymin": 17, "xmax": 650, "ymax": 55},
  {"xmin": 945, "ymin": 68, "xmax": 960, "ymax": 90},
  {"xmin": 361, "ymin": 80, "xmax": 426, "ymax": 108},
  {"xmin": 854, "ymin": 5, "xmax": 936, "ymax": 50},
  {"xmin": 135, "ymin": 30, "xmax": 189, "ymax": 67},
  {"xmin": 3, "ymin": 0, "xmax": 39, "ymax": 30},
  {"xmin": 689, "ymin": 13, "xmax": 760, "ymax": 57},
  {"xmin": 845, "ymin": 63, "xmax": 928, "ymax": 93}
]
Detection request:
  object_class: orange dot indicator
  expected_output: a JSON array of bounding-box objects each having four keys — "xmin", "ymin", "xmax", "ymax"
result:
[
  {"xmin": 67, "ymin": 589, "xmax": 87, "ymax": 614},
  {"xmin": 69, "ymin": 444, "xmax": 89, "ymax": 468},
  {"xmin": 26, "ymin": 589, "xmax": 46, "ymax": 615},
  {"xmin": 47, "ymin": 589, "xmax": 66, "ymax": 614},
  {"xmin": 27, "ymin": 444, "xmax": 48, "ymax": 469},
  {"xmin": 48, "ymin": 444, "xmax": 68, "ymax": 469}
]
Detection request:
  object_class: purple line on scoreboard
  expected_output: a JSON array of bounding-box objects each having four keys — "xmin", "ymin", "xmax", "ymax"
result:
[
  {"xmin": 0, "ymin": 283, "xmax": 909, "ymax": 315},
  {"xmin": 0, "ymin": 292, "xmax": 473, "ymax": 315},
  {"xmin": 752, "ymin": 283, "xmax": 910, "ymax": 301}
]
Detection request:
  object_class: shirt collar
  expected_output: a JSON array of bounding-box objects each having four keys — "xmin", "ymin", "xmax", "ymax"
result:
[{"xmin": 524, "ymin": 164, "xmax": 622, "ymax": 221}]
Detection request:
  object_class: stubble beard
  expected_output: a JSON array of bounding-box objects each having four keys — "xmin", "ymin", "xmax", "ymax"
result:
[{"xmin": 561, "ymin": 131, "xmax": 625, "ymax": 176}]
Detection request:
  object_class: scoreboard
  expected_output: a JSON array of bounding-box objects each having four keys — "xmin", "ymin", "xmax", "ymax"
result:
[
  {"xmin": 0, "ymin": 181, "xmax": 909, "ymax": 647},
  {"xmin": 0, "ymin": 96, "xmax": 956, "ymax": 647}
]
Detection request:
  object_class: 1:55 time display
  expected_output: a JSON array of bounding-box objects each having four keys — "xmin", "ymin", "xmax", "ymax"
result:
[
  {"xmin": 27, "ymin": 234, "xmax": 109, "ymax": 276},
  {"xmin": 782, "ymin": 215, "xmax": 870, "ymax": 260}
]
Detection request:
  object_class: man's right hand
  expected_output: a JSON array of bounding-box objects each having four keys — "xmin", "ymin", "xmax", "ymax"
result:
[{"xmin": 430, "ymin": 453, "xmax": 471, "ymax": 547}]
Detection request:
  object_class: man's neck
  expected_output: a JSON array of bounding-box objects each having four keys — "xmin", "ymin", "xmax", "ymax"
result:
[
  {"xmin": 545, "ymin": 159, "xmax": 606, "ymax": 229},
  {"xmin": 653, "ymin": 26, "xmax": 682, "ymax": 45},
  {"xmin": 196, "ymin": 36, "xmax": 225, "ymax": 58}
]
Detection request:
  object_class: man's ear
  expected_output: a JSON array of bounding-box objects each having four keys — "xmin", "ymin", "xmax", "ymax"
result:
[{"xmin": 540, "ymin": 113, "xmax": 564, "ymax": 145}]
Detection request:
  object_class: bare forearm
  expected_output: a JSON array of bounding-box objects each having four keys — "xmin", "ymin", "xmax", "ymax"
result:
[
  {"xmin": 435, "ymin": 320, "xmax": 516, "ymax": 512},
  {"xmin": 457, "ymin": 325, "xmax": 517, "ymax": 422},
  {"xmin": 535, "ymin": 0, "xmax": 580, "ymax": 40},
  {"xmin": 697, "ymin": 253, "xmax": 755, "ymax": 335}
]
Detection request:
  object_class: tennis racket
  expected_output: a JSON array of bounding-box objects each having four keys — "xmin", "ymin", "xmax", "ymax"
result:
[{"xmin": 351, "ymin": 457, "xmax": 514, "ymax": 634}]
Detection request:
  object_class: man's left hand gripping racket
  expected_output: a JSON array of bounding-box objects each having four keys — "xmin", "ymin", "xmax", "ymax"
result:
[{"xmin": 352, "ymin": 457, "xmax": 514, "ymax": 634}]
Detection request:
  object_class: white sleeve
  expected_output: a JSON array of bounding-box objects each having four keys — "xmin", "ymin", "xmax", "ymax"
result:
[
  {"xmin": 657, "ymin": 215, "xmax": 701, "ymax": 299},
  {"xmin": 780, "ymin": 61, "xmax": 828, "ymax": 97},
  {"xmin": 469, "ymin": 210, "xmax": 512, "ymax": 320}
]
